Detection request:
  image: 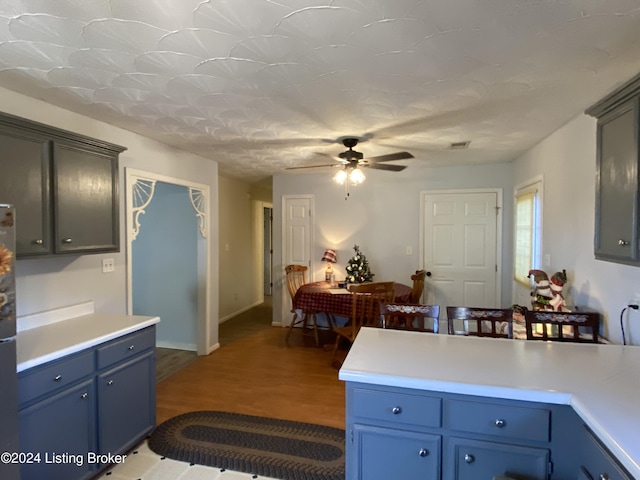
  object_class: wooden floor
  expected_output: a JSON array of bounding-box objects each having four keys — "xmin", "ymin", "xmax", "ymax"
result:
[{"xmin": 155, "ymin": 300, "xmax": 346, "ymax": 430}]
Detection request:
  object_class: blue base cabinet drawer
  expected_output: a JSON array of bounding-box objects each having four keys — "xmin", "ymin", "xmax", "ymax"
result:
[
  {"xmin": 444, "ymin": 399, "xmax": 550, "ymax": 443},
  {"xmin": 352, "ymin": 387, "xmax": 441, "ymax": 428}
]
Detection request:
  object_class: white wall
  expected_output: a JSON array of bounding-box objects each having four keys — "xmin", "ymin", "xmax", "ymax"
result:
[
  {"xmin": 512, "ymin": 114, "xmax": 640, "ymax": 344},
  {"xmin": 272, "ymin": 163, "xmax": 515, "ymax": 328},
  {"xmin": 1, "ymin": 87, "xmax": 220, "ymax": 347}
]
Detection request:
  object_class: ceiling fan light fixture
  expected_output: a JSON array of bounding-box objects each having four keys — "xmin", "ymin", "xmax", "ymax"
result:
[
  {"xmin": 349, "ymin": 167, "xmax": 365, "ymax": 185},
  {"xmin": 333, "ymin": 169, "xmax": 348, "ymax": 184}
]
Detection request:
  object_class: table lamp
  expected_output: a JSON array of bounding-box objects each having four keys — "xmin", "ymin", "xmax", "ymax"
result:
[{"xmin": 321, "ymin": 249, "xmax": 337, "ymax": 284}]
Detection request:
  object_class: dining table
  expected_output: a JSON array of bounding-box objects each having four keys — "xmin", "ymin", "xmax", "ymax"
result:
[{"xmin": 292, "ymin": 281, "xmax": 412, "ymax": 327}]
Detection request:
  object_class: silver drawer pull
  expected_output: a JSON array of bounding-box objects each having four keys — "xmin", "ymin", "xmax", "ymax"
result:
[
  {"xmin": 391, "ymin": 406, "xmax": 402, "ymax": 415},
  {"xmin": 418, "ymin": 448, "xmax": 429, "ymax": 457},
  {"xmin": 54, "ymin": 375, "xmax": 62, "ymax": 382},
  {"xmin": 62, "ymin": 238, "xmax": 72, "ymax": 244},
  {"xmin": 81, "ymin": 392, "xmax": 88, "ymax": 399},
  {"xmin": 618, "ymin": 239, "xmax": 630, "ymax": 246},
  {"xmin": 464, "ymin": 454, "xmax": 475, "ymax": 464},
  {"xmin": 33, "ymin": 239, "xmax": 43, "ymax": 245},
  {"xmin": 495, "ymin": 418, "xmax": 506, "ymax": 428},
  {"xmin": 107, "ymin": 380, "xmax": 114, "ymax": 386},
  {"xmin": 600, "ymin": 474, "xmax": 610, "ymax": 480},
  {"xmin": 128, "ymin": 345, "xmax": 135, "ymax": 351}
]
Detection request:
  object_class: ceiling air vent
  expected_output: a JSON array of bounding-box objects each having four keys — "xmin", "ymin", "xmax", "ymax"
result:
[{"xmin": 450, "ymin": 141, "xmax": 470, "ymax": 150}]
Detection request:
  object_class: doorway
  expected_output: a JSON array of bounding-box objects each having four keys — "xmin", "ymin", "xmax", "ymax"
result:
[
  {"xmin": 420, "ymin": 189, "xmax": 502, "ymax": 315},
  {"xmin": 263, "ymin": 206, "xmax": 273, "ymax": 296},
  {"xmin": 125, "ymin": 168, "xmax": 212, "ymax": 355}
]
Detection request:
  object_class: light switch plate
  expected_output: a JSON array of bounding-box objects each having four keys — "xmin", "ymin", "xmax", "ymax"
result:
[{"xmin": 102, "ymin": 258, "xmax": 115, "ymax": 273}]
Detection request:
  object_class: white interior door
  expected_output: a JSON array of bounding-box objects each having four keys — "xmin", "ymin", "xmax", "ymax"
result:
[
  {"xmin": 282, "ymin": 195, "xmax": 314, "ymax": 323},
  {"xmin": 422, "ymin": 191, "xmax": 500, "ymax": 313}
]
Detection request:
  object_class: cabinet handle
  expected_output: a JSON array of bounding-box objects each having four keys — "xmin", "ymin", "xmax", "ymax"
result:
[
  {"xmin": 107, "ymin": 380, "xmax": 114, "ymax": 386},
  {"xmin": 81, "ymin": 392, "xmax": 88, "ymax": 399},
  {"xmin": 62, "ymin": 238, "xmax": 72, "ymax": 244},
  {"xmin": 618, "ymin": 239, "xmax": 630, "ymax": 246},
  {"xmin": 418, "ymin": 448, "xmax": 429, "ymax": 457},
  {"xmin": 54, "ymin": 375, "xmax": 62, "ymax": 382},
  {"xmin": 128, "ymin": 345, "xmax": 135, "ymax": 351},
  {"xmin": 599, "ymin": 474, "xmax": 610, "ymax": 480},
  {"xmin": 32, "ymin": 239, "xmax": 43, "ymax": 245},
  {"xmin": 495, "ymin": 418, "xmax": 506, "ymax": 428},
  {"xmin": 464, "ymin": 454, "xmax": 475, "ymax": 464},
  {"xmin": 391, "ymin": 406, "xmax": 402, "ymax": 415}
]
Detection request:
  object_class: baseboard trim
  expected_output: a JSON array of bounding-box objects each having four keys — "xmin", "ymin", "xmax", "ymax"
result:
[
  {"xmin": 157, "ymin": 340, "xmax": 197, "ymax": 351},
  {"xmin": 219, "ymin": 300, "xmax": 263, "ymax": 323}
]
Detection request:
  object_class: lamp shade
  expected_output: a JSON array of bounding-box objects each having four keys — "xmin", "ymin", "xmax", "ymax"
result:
[{"xmin": 321, "ymin": 249, "xmax": 337, "ymax": 263}]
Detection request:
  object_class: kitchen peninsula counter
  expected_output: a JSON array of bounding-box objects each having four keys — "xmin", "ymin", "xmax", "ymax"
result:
[
  {"xmin": 339, "ymin": 327, "xmax": 640, "ymax": 478},
  {"xmin": 16, "ymin": 302, "xmax": 159, "ymax": 372}
]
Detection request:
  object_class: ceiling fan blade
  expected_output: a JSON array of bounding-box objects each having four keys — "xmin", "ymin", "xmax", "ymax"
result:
[
  {"xmin": 314, "ymin": 152, "xmax": 349, "ymax": 164},
  {"xmin": 364, "ymin": 163, "xmax": 407, "ymax": 172},
  {"xmin": 365, "ymin": 151, "xmax": 414, "ymax": 162},
  {"xmin": 285, "ymin": 163, "xmax": 340, "ymax": 170}
]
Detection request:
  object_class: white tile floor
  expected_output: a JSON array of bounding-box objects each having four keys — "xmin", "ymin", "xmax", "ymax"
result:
[{"xmin": 97, "ymin": 441, "xmax": 280, "ymax": 480}]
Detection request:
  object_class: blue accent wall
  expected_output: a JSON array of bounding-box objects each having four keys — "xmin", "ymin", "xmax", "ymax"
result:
[{"xmin": 132, "ymin": 181, "xmax": 198, "ymax": 350}]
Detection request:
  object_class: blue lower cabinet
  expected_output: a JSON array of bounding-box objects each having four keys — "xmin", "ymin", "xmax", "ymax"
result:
[
  {"xmin": 98, "ymin": 351, "xmax": 155, "ymax": 457},
  {"xmin": 352, "ymin": 425, "xmax": 441, "ymax": 479},
  {"xmin": 19, "ymin": 379, "xmax": 96, "ymax": 480},
  {"xmin": 18, "ymin": 326, "xmax": 156, "ymax": 479},
  {"xmin": 447, "ymin": 437, "xmax": 549, "ymax": 480}
]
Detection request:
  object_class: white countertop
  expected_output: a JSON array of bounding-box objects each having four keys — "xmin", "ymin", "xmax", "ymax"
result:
[
  {"xmin": 339, "ymin": 327, "xmax": 640, "ymax": 478},
  {"xmin": 16, "ymin": 313, "xmax": 160, "ymax": 372}
]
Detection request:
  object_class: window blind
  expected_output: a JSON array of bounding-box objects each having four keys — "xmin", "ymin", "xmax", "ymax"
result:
[{"xmin": 514, "ymin": 190, "xmax": 536, "ymax": 285}]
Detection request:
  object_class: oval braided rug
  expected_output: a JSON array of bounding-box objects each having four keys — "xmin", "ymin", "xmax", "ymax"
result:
[{"xmin": 147, "ymin": 411, "xmax": 345, "ymax": 480}]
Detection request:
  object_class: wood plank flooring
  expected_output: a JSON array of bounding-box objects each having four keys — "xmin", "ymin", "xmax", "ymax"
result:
[{"xmin": 155, "ymin": 299, "xmax": 346, "ymax": 430}]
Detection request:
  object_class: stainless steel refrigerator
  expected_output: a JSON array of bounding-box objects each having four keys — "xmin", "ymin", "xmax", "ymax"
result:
[{"xmin": 0, "ymin": 204, "xmax": 20, "ymax": 479}]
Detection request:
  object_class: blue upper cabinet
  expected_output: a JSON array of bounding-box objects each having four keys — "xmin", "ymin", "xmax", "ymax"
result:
[
  {"xmin": 587, "ymin": 73, "xmax": 640, "ymax": 266},
  {"xmin": 0, "ymin": 111, "xmax": 125, "ymax": 258}
]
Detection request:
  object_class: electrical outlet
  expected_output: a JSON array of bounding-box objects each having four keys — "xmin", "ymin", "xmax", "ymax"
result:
[{"xmin": 102, "ymin": 258, "xmax": 115, "ymax": 273}]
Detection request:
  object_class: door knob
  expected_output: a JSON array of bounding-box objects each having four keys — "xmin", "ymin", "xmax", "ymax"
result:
[
  {"xmin": 464, "ymin": 454, "xmax": 475, "ymax": 464},
  {"xmin": 426, "ymin": 271, "xmax": 432, "ymax": 276},
  {"xmin": 418, "ymin": 448, "xmax": 429, "ymax": 457},
  {"xmin": 391, "ymin": 406, "xmax": 402, "ymax": 415},
  {"xmin": 495, "ymin": 419, "xmax": 506, "ymax": 428}
]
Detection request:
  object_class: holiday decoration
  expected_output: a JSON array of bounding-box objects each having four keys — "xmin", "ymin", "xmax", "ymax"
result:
[
  {"xmin": 345, "ymin": 245, "xmax": 374, "ymax": 284},
  {"xmin": 528, "ymin": 268, "xmax": 569, "ymax": 311}
]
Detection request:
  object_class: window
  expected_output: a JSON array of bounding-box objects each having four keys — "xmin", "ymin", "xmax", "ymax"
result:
[{"xmin": 514, "ymin": 180, "xmax": 542, "ymax": 286}]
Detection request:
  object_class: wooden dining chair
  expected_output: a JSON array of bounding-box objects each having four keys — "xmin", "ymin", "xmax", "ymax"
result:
[
  {"xmin": 446, "ymin": 306, "xmax": 514, "ymax": 338},
  {"xmin": 381, "ymin": 302, "xmax": 440, "ymax": 333},
  {"xmin": 284, "ymin": 264, "xmax": 320, "ymax": 346},
  {"xmin": 409, "ymin": 270, "xmax": 427, "ymax": 304},
  {"xmin": 331, "ymin": 282, "xmax": 395, "ymax": 367},
  {"xmin": 524, "ymin": 310, "xmax": 600, "ymax": 343}
]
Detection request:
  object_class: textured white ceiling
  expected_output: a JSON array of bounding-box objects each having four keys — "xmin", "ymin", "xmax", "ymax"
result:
[{"xmin": 0, "ymin": 1, "xmax": 640, "ymax": 183}]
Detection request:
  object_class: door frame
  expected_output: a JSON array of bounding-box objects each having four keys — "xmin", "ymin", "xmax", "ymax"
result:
[
  {"xmin": 125, "ymin": 168, "xmax": 212, "ymax": 355},
  {"xmin": 419, "ymin": 188, "xmax": 503, "ymax": 307}
]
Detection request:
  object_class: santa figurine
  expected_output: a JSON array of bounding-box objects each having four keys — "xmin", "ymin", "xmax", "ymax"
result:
[
  {"xmin": 549, "ymin": 270, "xmax": 568, "ymax": 311},
  {"xmin": 528, "ymin": 269, "xmax": 552, "ymax": 311}
]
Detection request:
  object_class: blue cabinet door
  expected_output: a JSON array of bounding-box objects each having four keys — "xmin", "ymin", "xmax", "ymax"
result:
[
  {"xmin": 19, "ymin": 379, "xmax": 96, "ymax": 480},
  {"xmin": 352, "ymin": 425, "xmax": 441, "ymax": 479},
  {"xmin": 447, "ymin": 437, "xmax": 549, "ymax": 480},
  {"xmin": 97, "ymin": 351, "xmax": 155, "ymax": 456}
]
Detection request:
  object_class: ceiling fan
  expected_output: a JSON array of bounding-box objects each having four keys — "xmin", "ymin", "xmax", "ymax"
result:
[{"xmin": 286, "ymin": 137, "xmax": 414, "ymax": 178}]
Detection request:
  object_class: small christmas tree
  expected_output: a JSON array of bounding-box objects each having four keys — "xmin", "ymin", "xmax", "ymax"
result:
[{"xmin": 345, "ymin": 245, "xmax": 374, "ymax": 284}]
